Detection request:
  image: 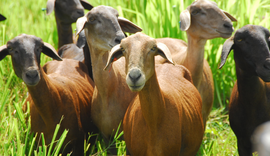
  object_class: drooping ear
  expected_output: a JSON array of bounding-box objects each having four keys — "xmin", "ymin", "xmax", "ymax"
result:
[
  {"xmin": 46, "ymin": 0, "xmax": 55, "ymax": 15},
  {"xmin": 219, "ymin": 37, "xmax": 234, "ymax": 69},
  {"xmin": 0, "ymin": 45, "xmax": 9, "ymax": 61},
  {"xmin": 76, "ymin": 30, "xmax": 86, "ymax": 48},
  {"xmin": 223, "ymin": 11, "xmax": 237, "ymax": 22},
  {"xmin": 104, "ymin": 44, "xmax": 123, "ymax": 70},
  {"xmin": 80, "ymin": 0, "xmax": 94, "ymax": 10},
  {"xmin": 42, "ymin": 42, "xmax": 63, "ymax": 61},
  {"xmin": 118, "ymin": 17, "xmax": 143, "ymax": 34},
  {"xmin": 76, "ymin": 16, "xmax": 87, "ymax": 36},
  {"xmin": 156, "ymin": 42, "xmax": 174, "ymax": 65},
  {"xmin": 0, "ymin": 14, "xmax": 6, "ymax": 21},
  {"xmin": 180, "ymin": 9, "xmax": 191, "ymax": 31}
]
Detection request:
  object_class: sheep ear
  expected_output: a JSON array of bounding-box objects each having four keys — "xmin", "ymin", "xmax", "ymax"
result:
[
  {"xmin": 104, "ymin": 44, "xmax": 123, "ymax": 70},
  {"xmin": 46, "ymin": 0, "xmax": 55, "ymax": 15},
  {"xmin": 118, "ymin": 17, "xmax": 143, "ymax": 34},
  {"xmin": 0, "ymin": 45, "xmax": 9, "ymax": 61},
  {"xmin": 156, "ymin": 42, "xmax": 174, "ymax": 65},
  {"xmin": 180, "ymin": 9, "xmax": 191, "ymax": 31},
  {"xmin": 76, "ymin": 30, "xmax": 86, "ymax": 48},
  {"xmin": 80, "ymin": 0, "xmax": 94, "ymax": 10},
  {"xmin": 76, "ymin": 16, "xmax": 87, "ymax": 36},
  {"xmin": 42, "ymin": 42, "xmax": 63, "ymax": 61},
  {"xmin": 219, "ymin": 37, "xmax": 234, "ymax": 69},
  {"xmin": 223, "ymin": 11, "xmax": 237, "ymax": 22},
  {"xmin": 0, "ymin": 14, "xmax": 6, "ymax": 21}
]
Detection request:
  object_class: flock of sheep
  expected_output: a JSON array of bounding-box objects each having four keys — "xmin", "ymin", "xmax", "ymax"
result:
[{"xmin": 1, "ymin": 0, "xmax": 270, "ymax": 155}]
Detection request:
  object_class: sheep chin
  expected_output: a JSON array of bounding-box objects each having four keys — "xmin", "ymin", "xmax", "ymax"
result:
[{"xmin": 128, "ymin": 84, "xmax": 145, "ymax": 92}]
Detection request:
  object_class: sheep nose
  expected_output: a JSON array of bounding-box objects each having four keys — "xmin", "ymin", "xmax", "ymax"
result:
[
  {"xmin": 223, "ymin": 22, "xmax": 233, "ymax": 30},
  {"xmin": 76, "ymin": 10, "xmax": 84, "ymax": 17},
  {"xmin": 26, "ymin": 70, "xmax": 39, "ymax": 79},
  {"xmin": 128, "ymin": 68, "xmax": 142, "ymax": 83},
  {"xmin": 114, "ymin": 32, "xmax": 125, "ymax": 44},
  {"xmin": 115, "ymin": 38, "xmax": 122, "ymax": 44},
  {"xmin": 264, "ymin": 59, "xmax": 270, "ymax": 70}
]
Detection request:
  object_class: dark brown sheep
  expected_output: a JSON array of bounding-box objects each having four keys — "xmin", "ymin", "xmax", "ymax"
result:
[
  {"xmin": 46, "ymin": 0, "xmax": 93, "ymax": 49},
  {"xmin": 219, "ymin": 25, "xmax": 270, "ymax": 156}
]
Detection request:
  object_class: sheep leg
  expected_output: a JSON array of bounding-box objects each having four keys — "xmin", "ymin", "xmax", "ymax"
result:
[{"xmin": 237, "ymin": 138, "xmax": 253, "ymax": 156}]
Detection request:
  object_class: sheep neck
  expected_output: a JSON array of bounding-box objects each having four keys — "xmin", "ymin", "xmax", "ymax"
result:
[
  {"xmin": 55, "ymin": 16, "xmax": 73, "ymax": 49},
  {"xmin": 89, "ymin": 47, "xmax": 113, "ymax": 99},
  {"xmin": 87, "ymin": 42, "xmax": 137, "ymax": 139},
  {"xmin": 139, "ymin": 72, "xmax": 166, "ymax": 132},
  {"xmin": 183, "ymin": 34, "xmax": 207, "ymax": 88},
  {"xmin": 235, "ymin": 66, "xmax": 266, "ymax": 103},
  {"xmin": 26, "ymin": 67, "xmax": 61, "ymax": 127}
]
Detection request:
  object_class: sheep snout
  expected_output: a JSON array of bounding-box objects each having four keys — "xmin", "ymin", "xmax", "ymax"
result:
[
  {"xmin": 263, "ymin": 59, "xmax": 270, "ymax": 70},
  {"xmin": 71, "ymin": 9, "xmax": 84, "ymax": 21},
  {"xmin": 216, "ymin": 21, "xmax": 234, "ymax": 38},
  {"xmin": 23, "ymin": 68, "xmax": 40, "ymax": 86},
  {"xmin": 114, "ymin": 31, "xmax": 125, "ymax": 45},
  {"xmin": 256, "ymin": 59, "xmax": 270, "ymax": 82},
  {"xmin": 126, "ymin": 68, "xmax": 145, "ymax": 91}
]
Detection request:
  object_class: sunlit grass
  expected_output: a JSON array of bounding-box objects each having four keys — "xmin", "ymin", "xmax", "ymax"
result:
[{"xmin": 1, "ymin": 0, "xmax": 270, "ymax": 155}]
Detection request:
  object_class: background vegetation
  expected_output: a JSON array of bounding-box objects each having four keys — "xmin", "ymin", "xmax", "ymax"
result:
[{"xmin": 0, "ymin": 0, "xmax": 270, "ymax": 155}]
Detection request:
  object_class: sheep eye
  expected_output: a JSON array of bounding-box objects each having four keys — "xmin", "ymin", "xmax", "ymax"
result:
[
  {"xmin": 13, "ymin": 50, "xmax": 18, "ymax": 54},
  {"xmin": 191, "ymin": 9, "xmax": 200, "ymax": 15},
  {"xmin": 151, "ymin": 47, "xmax": 157, "ymax": 51},
  {"xmin": 89, "ymin": 17, "xmax": 96, "ymax": 22},
  {"xmin": 237, "ymin": 39, "xmax": 242, "ymax": 42},
  {"xmin": 37, "ymin": 47, "xmax": 42, "ymax": 52},
  {"xmin": 121, "ymin": 47, "xmax": 125, "ymax": 53}
]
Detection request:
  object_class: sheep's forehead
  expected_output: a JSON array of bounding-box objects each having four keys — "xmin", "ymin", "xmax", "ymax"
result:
[
  {"xmin": 236, "ymin": 25, "xmax": 269, "ymax": 40},
  {"xmin": 56, "ymin": 0, "xmax": 80, "ymax": 4},
  {"xmin": 122, "ymin": 33, "xmax": 156, "ymax": 54},
  {"xmin": 191, "ymin": 0, "xmax": 219, "ymax": 10},
  {"xmin": 87, "ymin": 6, "xmax": 118, "ymax": 18},
  {"xmin": 8, "ymin": 35, "xmax": 42, "ymax": 53}
]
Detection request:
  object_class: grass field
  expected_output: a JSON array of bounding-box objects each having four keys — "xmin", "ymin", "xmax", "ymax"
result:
[{"xmin": 0, "ymin": 0, "xmax": 270, "ymax": 155}]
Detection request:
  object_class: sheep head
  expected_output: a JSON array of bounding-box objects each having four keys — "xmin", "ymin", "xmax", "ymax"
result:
[
  {"xmin": 76, "ymin": 5, "xmax": 142, "ymax": 53},
  {"xmin": 104, "ymin": 32, "xmax": 174, "ymax": 91},
  {"xmin": 219, "ymin": 25, "xmax": 270, "ymax": 82},
  {"xmin": 180, "ymin": 0, "xmax": 237, "ymax": 39},
  {"xmin": 0, "ymin": 34, "xmax": 62, "ymax": 86},
  {"xmin": 46, "ymin": 0, "xmax": 93, "ymax": 23}
]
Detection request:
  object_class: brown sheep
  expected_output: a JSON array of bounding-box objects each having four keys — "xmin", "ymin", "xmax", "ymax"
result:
[
  {"xmin": 156, "ymin": 0, "xmax": 237, "ymax": 126},
  {"xmin": 219, "ymin": 25, "xmax": 270, "ymax": 156},
  {"xmin": 0, "ymin": 34, "xmax": 98, "ymax": 155},
  {"xmin": 75, "ymin": 5, "xmax": 142, "ymax": 153},
  {"xmin": 105, "ymin": 32, "xmax": 204, "ymax": 156}
]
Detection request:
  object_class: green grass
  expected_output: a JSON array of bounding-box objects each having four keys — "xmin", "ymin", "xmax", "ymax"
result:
[{"xmin": 1, "ymin": 0, "xmax": 270, "ymax": 155}]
